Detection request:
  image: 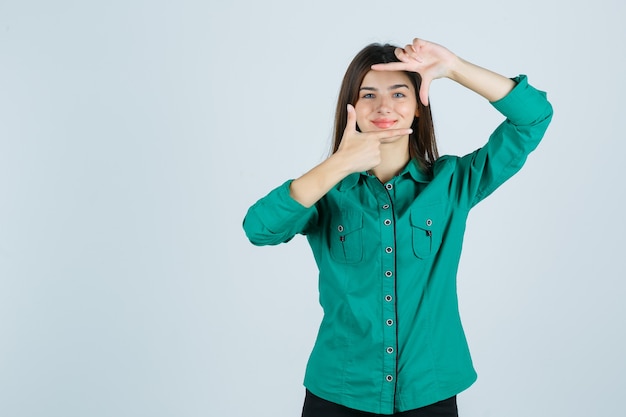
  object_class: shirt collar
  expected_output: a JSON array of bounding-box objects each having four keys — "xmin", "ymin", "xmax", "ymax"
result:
[
  {"xmin": 337, "ymin": 172, "xmax": 361, "ymax": 191},
  {"xmin": 403, "ymin": 159, "xmax": 432, "ymax": 183},
  {"xmin": 337, "ymin": 159, "xmax": 431, "ymax": 191}
]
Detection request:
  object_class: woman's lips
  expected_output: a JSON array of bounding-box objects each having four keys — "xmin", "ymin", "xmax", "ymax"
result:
[{"xmin": 372, "ymin": 119, "xmax": 397, "ymax": 129}]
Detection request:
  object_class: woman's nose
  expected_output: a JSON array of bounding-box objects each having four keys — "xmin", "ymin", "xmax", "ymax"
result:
[{"xmin": 376, "ymin": 97, "xmax": 392, "ymax": 113}]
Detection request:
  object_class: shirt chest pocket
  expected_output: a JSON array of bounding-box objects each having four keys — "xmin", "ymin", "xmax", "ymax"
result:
[
  {"xmin": 329, "ymin": 211, "xmax": 364, "ymax": 264},
  {"xmin": 410, "ymin": 205, "xmax": 444, "ymax": 259}
]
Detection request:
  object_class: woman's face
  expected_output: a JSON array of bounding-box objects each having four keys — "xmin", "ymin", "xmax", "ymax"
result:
[{"xmin": 354, "ymin": 70, "xmax": 418, "ymax": 139}]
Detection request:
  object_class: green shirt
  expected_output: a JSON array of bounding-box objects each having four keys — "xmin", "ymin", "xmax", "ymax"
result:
[{"xmin": 243, "ymin": 75, "xmax": 553, "ymax": 414}]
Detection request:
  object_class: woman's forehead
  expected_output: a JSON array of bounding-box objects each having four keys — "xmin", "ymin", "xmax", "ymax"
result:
[{"xmin": 361, "ymin": 70, "xmax": 413, "ymax": 88}]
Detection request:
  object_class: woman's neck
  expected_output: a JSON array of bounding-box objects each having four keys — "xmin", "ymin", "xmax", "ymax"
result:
[{"xmin": 370, "ymin": 143, "xmax": 410, "ymax": 184}]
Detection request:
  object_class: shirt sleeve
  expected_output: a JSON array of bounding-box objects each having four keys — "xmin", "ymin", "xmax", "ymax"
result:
[
  {"xmin": 242, "ymin": 179, "xmax": 319, "ymax": 246},
  {"xmin": 444, "ymin": 74, "xmax": 554, "ymax": 209}
]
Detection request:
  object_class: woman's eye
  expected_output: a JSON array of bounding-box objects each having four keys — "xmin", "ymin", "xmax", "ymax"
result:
[
  {"xmin": 362, "ymin": 93, "xmax": 375, "ymax": 99},
  {"xmin": 393, "ymin": 92, "xmax": 406, "ymax": 98}
]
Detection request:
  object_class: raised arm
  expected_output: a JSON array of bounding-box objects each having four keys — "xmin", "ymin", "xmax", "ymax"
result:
[
  {"xmin": 371, "ymin": 38, "xmax": 515, "ymax": 105},
  {"xmin": 372, "ymin": 38, "xmax": 553, "ymax": 209}
]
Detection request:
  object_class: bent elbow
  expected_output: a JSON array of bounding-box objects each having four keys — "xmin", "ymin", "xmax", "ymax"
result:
[{"xmin": 242, "ymin": 217, "xmax": 291, "ymax": 247}]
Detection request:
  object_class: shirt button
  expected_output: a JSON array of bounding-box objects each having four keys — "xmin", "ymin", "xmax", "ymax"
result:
[
  {"xmin": 385, "ymin": 247, "xmax": 393, "ymax": 254},
  {"xmin": 382, "ymin": 204, "xmax": 390, "ymax": 210},
  {"xmin": 383, "ymin": 219, "xmax": 392, "ymax": 226},
  {"xmin": 385, "ymin": 271, "xmax": 393, "ymax": 278},
  {"xmin": 386, "ymin": 319, "xmax": 393, "ymax": 326},
  {"xmin": 385, "ymin": 183, "xmax": 393, "ymax": 190},
  {"xmin": 426, "ymin": 219, "xmax": 433, "ymax": 226},
  {"xmin": 385, "ymin": 295, "xmax": 392, "ymax": 302},
  {"xmin": 337, "ymin": 225, "xmax": 344, "ymax": 232},
  {"xmin": 386, "ymin": 347, "xmax": 394, "ymax": 354},
  {"xmin": 386, "ymin": 375, "xmax": 393, "ymax": 382}
]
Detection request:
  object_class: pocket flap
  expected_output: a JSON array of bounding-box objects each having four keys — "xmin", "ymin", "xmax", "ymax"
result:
[
  {"xmin": 409, "ymin": 204, "xmax": 446, "ymax": 259},
  {"xmin": 333, "ymin": 210, "xmax": 363, "ymax": 235}
]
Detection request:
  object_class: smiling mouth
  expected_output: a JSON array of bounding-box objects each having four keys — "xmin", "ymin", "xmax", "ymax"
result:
[{"xmin": 372, "ymin": 120, "xmax": 397, "ymax": 129}]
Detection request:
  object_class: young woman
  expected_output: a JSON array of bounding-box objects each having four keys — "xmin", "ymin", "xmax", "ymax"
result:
[{"xmin": 243, "ymin": 38, "xmax": 553, "ymax": 417}]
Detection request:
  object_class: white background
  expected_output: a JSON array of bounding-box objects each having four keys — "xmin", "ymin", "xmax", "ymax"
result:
[{"xmin": 1, "ymin": 1, "xmax": 625, "ymax": 416}]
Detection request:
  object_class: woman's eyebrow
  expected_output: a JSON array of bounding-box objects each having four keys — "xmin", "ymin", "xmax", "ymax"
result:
[{"xmin": 359, "ymin": 84, "xmax": 410, "ymax": 91}]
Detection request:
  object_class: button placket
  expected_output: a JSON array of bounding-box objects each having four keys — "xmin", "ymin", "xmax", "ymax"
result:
[{"xmin": 377, "ymin": 184, "xmax": 396, "ymax": 400}]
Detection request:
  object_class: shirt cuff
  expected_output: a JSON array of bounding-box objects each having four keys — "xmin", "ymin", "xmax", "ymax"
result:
[{"xmin": 490, "ymin": 74, "xmax": 551, "ymax": 126}]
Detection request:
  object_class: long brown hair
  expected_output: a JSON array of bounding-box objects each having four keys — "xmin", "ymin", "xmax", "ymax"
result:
[{"xmin": 331, "ymin": 43, "xmax": 438, "ymax": 173}]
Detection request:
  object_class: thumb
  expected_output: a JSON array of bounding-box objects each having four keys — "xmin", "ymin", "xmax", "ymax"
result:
[
  {"xmin": 419, "ymin": 78, "xmax": 432, "ymax": 106},
  {"xmin": 345, "ymin": 104, "xmax": 357, "ymax": 132}
]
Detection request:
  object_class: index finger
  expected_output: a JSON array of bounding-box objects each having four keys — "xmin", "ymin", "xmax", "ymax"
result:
[
  {"xmin": 367, "ymin": 127, "xmax": 413, "ymax": 140},
  {"xmin": 370, "ymin": 62, "xmax": 412, "ymax": 72}
]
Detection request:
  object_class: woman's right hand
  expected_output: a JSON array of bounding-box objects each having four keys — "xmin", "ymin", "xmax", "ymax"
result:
[
  {"xmin": 334, "ymin": 104, "xmax": 412, "ymax": 173},
  {"xmin": 289, "ymin": 105, "xmax": 411, "ymax": 207}
]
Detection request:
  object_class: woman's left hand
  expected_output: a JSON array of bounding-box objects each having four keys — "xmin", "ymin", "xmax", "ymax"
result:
[{"xmin": 371, "ymin": 38, "xmax": 458, "ymax": 106}]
